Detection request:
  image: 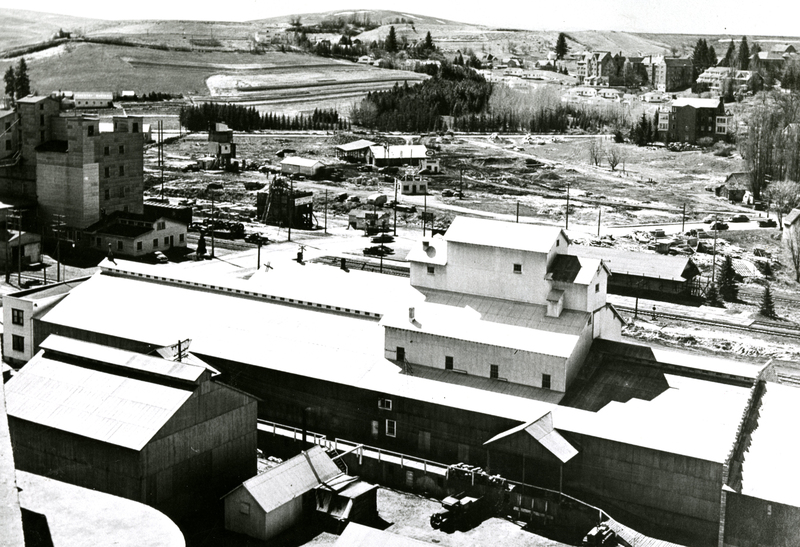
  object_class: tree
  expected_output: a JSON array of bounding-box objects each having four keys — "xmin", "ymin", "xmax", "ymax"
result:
[
  {"xmin": 692, "ymin": 39, "xmax": 710, "ymax": 80},
  {"xmin": 760, "ymin": 284, "xmax": 777, "ymax": 318},
  {"xmin": 606, "ymin": 144, "xmax": 624, "ymax": 171},
  {"xmin": 786, "ymin": 221, "xmax": 800, "ymax": 282},
  {"xmin": 3, "ymin": 66, "xmax": 15, "ymax": 101},
  {"xmin": 588, "ymin": 138, "xmax": 603, "ymax": 166},
  {"xmin": 632, "ymin": 113, "xmax": 652, "ymax": 146},
  {"xmin": 765, "ymin": 179, "xmax": 800, "ymax": 228},
  {"xmin": 454, "ymin": 51, "xmax": 464, "ymax": 66},
  {"xmin": 706, "ymin": 283, "xmax": 724, "ymax": 307},
  {"xmin": 385, "ymin": 26, "xmax": 398, "ymax": 54},
  {"xmin": 718, "ymin": 255, "xmax": 739, "ymax": 301},
  {"xmin": 555, "ymin": 33, "xmax": 569, "ymax": 60},
  {"xmin": 706, "ymin": 45, "xmax": 718, "ymax": 68},
  {"xmin": 737, "ymin": 36, "xmax": 750, "ymax": 70},
  {"xmin": 423, "ymin": 31, "xmax": 434, "ymax": 51},
  {"xmin": 16, "ymin": 58, "xmax": 30, "ymax": 98},
  {"xmin": 720, "ymin": 41, "xmax": 736, "ymax": 67}
]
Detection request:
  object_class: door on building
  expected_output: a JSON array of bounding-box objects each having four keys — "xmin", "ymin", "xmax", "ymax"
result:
[
  {"xmin": 169, "ymin": 235, "xmax": 174, "ymax": 247},
  {"xmin": 412, "ymin": 185, "xmax": 416, "ymax": 193},
  {"xmin": 371, "ymin": 420, "xmax": 379, "ymax": 440}
]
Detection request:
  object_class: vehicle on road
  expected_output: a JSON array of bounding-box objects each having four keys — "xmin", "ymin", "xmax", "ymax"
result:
[
  {"xmin": 758, "ymin": 218, "xmax": 778, "ymax": 228},
  {"xmin": 710, "ymin": 221, "xmax": 729, "ymax": 231},
  {"xmin": 730, "ymin": 214, "xmax": 749, "ymax": 223},
  {"xmin": 154, "ymin": 251, "xmax": 168, "ymax": 264},
  {"xmin": 245, "ymin": 233, "xmax": 270, "ymax": 245},
  {"xmin": 703, "ymin": 214, "xmax": 718, "ymax": 223}
]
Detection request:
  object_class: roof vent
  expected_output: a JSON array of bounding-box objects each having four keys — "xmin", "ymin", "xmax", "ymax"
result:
[
  {"xmin": 409, "ymin": 307, "xmax": 415, "ymax": 322},
  {"xmin": 422, "ymin": 240, "xmax": 430, "ymax": 250}
]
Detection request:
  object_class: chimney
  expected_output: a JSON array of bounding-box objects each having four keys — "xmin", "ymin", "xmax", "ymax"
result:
[
  {"xmin": 422, "ymin": 240, "xmax": 429, "ymax": 250},
  {"xmin": 409, "ymin": 307, "xmax": 415, "ymax": 322}
]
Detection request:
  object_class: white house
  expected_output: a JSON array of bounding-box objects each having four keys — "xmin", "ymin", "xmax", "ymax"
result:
[
  {"xmin": 280, "ymin": 157, "xmax": 324, "ymax": 177},
  {"xmin": 73, "ymin": 92, "xmax": 114, "ymax": 109}
]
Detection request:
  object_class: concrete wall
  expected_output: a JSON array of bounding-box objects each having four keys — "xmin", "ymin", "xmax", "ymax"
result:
[{"xmin": 383, "ymin": 325, "xmax": 570, "ymax": 391}]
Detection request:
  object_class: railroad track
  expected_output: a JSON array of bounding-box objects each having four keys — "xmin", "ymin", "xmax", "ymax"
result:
[
  {"xmin": 616, "ymin": 305, "xmax": 800, "ymax": 340},
  {"xmin": 311, "ymin": 256, "xmax": 410, "ymax": 277}
]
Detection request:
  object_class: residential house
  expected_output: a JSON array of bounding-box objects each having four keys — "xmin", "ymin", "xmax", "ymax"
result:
[
  {"xmin": 0, "ymin": 109, "xmax": 19, "ymax": 165},
  {"xmin": 84, "ymin": 211, "xmax": 188, "ymax": 257},
  {"xmin": 640, "ymin": 55, "xmax": 694, "ymax": 92},
  {"xmin": 657, "ymin": 97, "xmax": 732, "ymax": 144},
  {"xmin": 721, "ymin": 172, "xmax": 750, "ymax": 202},
  {"xmin": 697, "ymin": 67, "xmax": 763, "ymax": 93}
]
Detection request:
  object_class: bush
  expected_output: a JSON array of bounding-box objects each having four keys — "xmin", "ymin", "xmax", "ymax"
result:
[{"xmin": 697, "ymin": 136, "xmax": 714, "ymax": 148}]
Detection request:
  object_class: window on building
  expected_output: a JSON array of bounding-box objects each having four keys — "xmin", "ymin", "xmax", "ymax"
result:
[
  {"xmin": 427, "ymin": 265, "xmax": 435, "ymax": 275},
  {"xmin": 104, "ymin": 167, "xmax": 110, "ymax": 178},
  {"xmin": 396, "ymin": 346, "xmax": 405, "ymax": 362},
  {"xmin": 117, "ymin": 240, "xmax": 123, "ymax": 251},
  {"xmin": 118, "ymin": 165, "xmax": 125, "ymax": 176},
  {"xmin": 124, "ymin": 205, "xmax": 129, "ymax": 213},
  {"xmin": 95, "ymin": 237, "xmax": 101, "ymax": 247},
  {"xmin": 136, "ymin": 241, "xmax": 143, "ymax": 251},
  {"xmin": 12, "ymin": 335, "xmax": 24, "ymax": 353},
  {"xmin": 104, "ymin": 146, "xmax": 110, "ymax": 156},
  {"xmin": 157, "ymin": 221, "xmax": 166, "ymax": 230},
  {"xmin": 104, "ymin": 188, "xmax": 110, "ymax": 200},
  {"xmin": 11, "ymin": 309, "xmax": 23, "ymax": 326},
  {"xmin": 118, "ymin": 187, "xmax": 125, "ymax": 198},
  {"xmin": 153, "ymin": 238, "xmax": 158, "ymax": 248},
  {"xmin": 4, "ymin": 122, "xmax": 9, "ymax": 130},
  {"xmin": 445, "ymin": 356, "xmax": 453, "ymax": 370},
  {"xmin": 595, "ymin": 283, "xmax": 600, "ymax": 293},
  {"xmin": 124, "ymin": 186, "xmax": 130, "ymax": 196},
  {"xmin": 378, "ymin": 398, "xmax": 392, "ymax": 410},
  {"xmin": 179, "ymin": 233, "xmax": 185, "ymax": 242},
  {"xmin": 418, "ymin": 430, "xmax": 431, "ymax": 452},
  {"xmin": 119, "ymin": 145, "xmax": 125, "ymax": 154},
  {"xmin": 40, "ymin": 130, "xmax": 45, "ymax": 141},
  {"xmin": 87, "ymin": 125, "xmax": 94, "ymax": 136},
  {"xmin": 132, "ymin": 122, "xmax": 139, "ymax": 133},
  {"xmin": 40, "ymin": 115, "xmax": 44, "ymax": 126},
  {"xmin": 164, "ymin": 236, "xmax": 169, "ymax": 245},
  {"xmin": 5, "ymin": 140, "xmax": 10, "ymax": 151},
  {"xmin": 385, "ymin": 419, "xmax": 396, "ymax": 438},
  {"xmin": 542, "ymin": 374, "xmax": 551, "ymax": 389},
  {"xmin": 513, "ymin": 263, "xmax": 522, "ymax": 274},
  {"xmin": 39, "ymin": 104, "xmax": 43, "ymax": 110},
  {"xmin": 239, "ymin": 502, "xmax": 250, "ymax": 515},
  {"xmin": 490, "ymin": 364, "xmax": 499, "ymax": 379},
  {"xmin": 556, "ymin": 239, "xmax": 560, "ymax": 247}
]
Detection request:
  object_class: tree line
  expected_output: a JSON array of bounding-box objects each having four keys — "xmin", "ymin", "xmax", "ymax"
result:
[
  {"xmin": 3, "ymin": 58, "xmax": 31, "ymax": 104},
  {"xmin": 179, "ymin": 104, "xmax": 346, "ymax": 132}
]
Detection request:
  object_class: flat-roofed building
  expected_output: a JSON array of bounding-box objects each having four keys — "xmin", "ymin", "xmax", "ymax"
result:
[
  {"xmin": 73, "ymin": 92, "xmax": 114, "ymax": 109},
  {"xmin": 5, "ymin": 335, "xmax": 258, "ymax": 519}
]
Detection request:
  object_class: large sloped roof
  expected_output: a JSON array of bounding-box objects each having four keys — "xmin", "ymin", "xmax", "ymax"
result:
[
  {"xmin": 484, "ymin": 411, "xmax": 578, "ymax": 463},
  {"xmin": 335, "ymin": 139, "xmax": 376, "ymax": 152},
  {"xmin": 232, "ymin": 446, "xmax": 341, "ymax": 513},
  {"xmin": 444, "ymin": 216, "xmax": 566, "ymax": 254},
  {"xmin": 569, "ymin": 245, "xmax": 697, "ymax": 282}
]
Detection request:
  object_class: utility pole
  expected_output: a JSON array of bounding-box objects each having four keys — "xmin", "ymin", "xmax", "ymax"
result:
[
  {"xmin": 257, "ymin": 240, "xmax": 261, "ymax": 270},
  {"xmin": 288, "ymin": 178, "xmax": 293, "ymax": 242},
  {"xmin": 681, "ymin": 203, "xmax": 686, "ymax": 232},
  {"xmin": 597, "ymin": 207, "xmax": 601, "ymax": 237},
  {"xmin": 516, "ymin": 201, "xmax": 520, "ymax": 223},
  {"xmin": 712, "ymin": 215, "xmax": 718, "ymax": 285},
  {"xmin": 393, "ymin": 177, "xmax": 398, "ymax": 236},
  {"xmin": 459, "ymin": 164, "xmax": 464, "ymax": 199},
  {"xmin": 324, "ymin": 189, "xmax": 328, "ymax": 234},
  {"xmin": 53, "ymin": 214, "xmax": 65, "ymax": 283},
  {"xmin": 210, "ymin": 193, "xmax": 215, "ymax": 259},
  {"xmin": 423, "ymin": 191, "xmax": 427, "ymax": 237},
  {"xmin": 565, "ymin": 182, "xmax": 570, "ymax": 230},
  {"xmin": 9, "ymin": 210, "xmax": 22, "ymax": 286},
  {"xmin": 159, "ymin": 120, "xmax": 165, "ymax": 201}
]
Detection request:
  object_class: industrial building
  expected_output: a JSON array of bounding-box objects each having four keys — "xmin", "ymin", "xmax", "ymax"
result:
[
  {"xmin": 367, "ymin": 145, "xmax": 430, "ymax": 167},
  {"xmin": 73, "ymin": 91, "xmax": 114, "ymax": 109},
  {"xmin": 334, "ymin": 139, "xmax": 376, "ymax": 162},
  {"xmin": 569, "ymin": 245, "xmax": 702, "ymax": 299},
  {"xmin": 14, "ymin": 216, "xmax": 797, "ymax": 546},
  {"xmin": 208, "ymin": 122, "xmax": 236, "ymax": 169},
  {"xmin": 5, "ymin": 335, "xmax": 258, "ymax": 520},
  {"xmin": 84, "ymin": 211, "xmax": 188, "ymax": 257},
  {"xmin": 280, "ymin": 156, "xmax": 324, "ymax": 177},
  {"xmin": 224, "ymin": 446, "xmax": 378, "ymax": 541}
]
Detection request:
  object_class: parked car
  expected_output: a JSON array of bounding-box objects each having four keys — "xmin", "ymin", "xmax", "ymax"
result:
[
  {"xmin": 154, "ymin": 251, "xmax": 168, "ymax": 264},
  {"xmin": 245, "ymin": 233, "xmax": 270, "ymax": 245},
  {"xmin": 730, "ymin": 214, "xmax": 749, "ymax": 223},
  {"xmin": 758, "ymin": 218, "xmax": 778, "ymax": 228},
  {"xmin": 703, "ymin": 214, "xmax": 718, "ymax": 223},
  {"xmin": 710, "ymin": 221, "xmax": 729, "ymax": 231}
]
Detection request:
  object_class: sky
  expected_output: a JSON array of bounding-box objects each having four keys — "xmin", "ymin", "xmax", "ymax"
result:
[{"xmin": 10, "ymin": 0, "xmax": 800, "ymax": 37}]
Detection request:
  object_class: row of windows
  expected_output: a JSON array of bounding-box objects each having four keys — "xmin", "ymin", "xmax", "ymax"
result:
[
  {"xmin": 104, "ymin": 145, "xmax": 126, "ymax": 156},
  {"xmin": 98, "ymin": 233, "xmax": 185, "ymax": 251},
  {"xmin": 104, "ymin": 186, "xmax": 132, "ymax": 200},
  {"xmin": 394, "ymin": 347, "xmax": 552, "ymax": 389},
  {"xmin": 428, "ymin": 263, "xmax": 525, "ymax": 276},
  {"xmin": 104, "ymin": 165, "xmax": 126, "ymax": 178}
]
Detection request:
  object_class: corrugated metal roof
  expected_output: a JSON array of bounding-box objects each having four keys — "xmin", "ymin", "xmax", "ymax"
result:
[
  {"xmin": 368, "ymin": 145, "xmax": 429, "ymax": 160},
  {"xmin": 237, "ymin": 446, "xmax": 341, "ymax": 513},
  {"xmin": 335, "ymin": 139, "xmax": 376, "ymax": 152},
  {"xmin": 40, "ymin": 335, "xmax": 207, "ymax": 384},
  {"xmin": 569, "ymin": 245, "xmax": 696, "ymax": 282},
  {"xmin": 74, "ymin": 92, "xmax": 113, "ymax": 100},
  {"xmin": 445, "ymin": 216, "xmax": 565, "ymax": 254},
  {"xmin": 740, "ymin": 383, "xmax": 800, "ymax": 506},
  {"xmin": 4, "ymin": 355, "xmax": 193, "ymax": 451},
  {"xmin": 484, "ymin": 412, "xmax": 578, "ymax": 463},
  {"xmin": 336, "ymin": 523, "xmax": 434, "ymax": 547},
  {"xmin": 280, "ymin": 156, "xmax": 323, "ymax": 168}
]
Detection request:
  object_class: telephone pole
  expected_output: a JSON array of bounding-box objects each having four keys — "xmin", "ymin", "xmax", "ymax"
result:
[
  {"xmin": 53, "ymin": 214, "xmax": 65, "ymax": 283},
  {"xmin": 9, "ymin": 210, "xmax": 22, "ymax": 286}
]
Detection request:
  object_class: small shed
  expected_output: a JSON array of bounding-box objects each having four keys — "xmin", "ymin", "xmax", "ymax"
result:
[
  {"xmin": 281, "ymin": 157, "xmax": 323, "ymax": 177},
  {"xmin": 223, "ymin": 446, "xmax": 341, "ymax": 541},
  {"xmin": 721, "ymin": 173, "xmax": 749, "ymax": 203},
  {"xmin": 348, "ymin": 209, "xmax": 391, "ymax": 231},
  {"xmin": 315, "ymin": 474, "xmax": 379, "ymax": 532}
]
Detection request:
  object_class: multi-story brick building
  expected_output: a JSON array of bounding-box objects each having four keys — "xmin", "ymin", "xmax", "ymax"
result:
[
  {"xmin": 637, "ymin": 56, "xmax": 694, "ymax": 92},
  {"xmin": 657, "ymin": 97, "xmax": 733, "ymax": 144}
]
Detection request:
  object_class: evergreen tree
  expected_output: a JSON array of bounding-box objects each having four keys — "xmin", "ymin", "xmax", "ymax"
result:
[
  {"xmin": 706, "ymin": 282, "xmax": 724, "ymax": 308},
  {"xmin": 706, "ymin": 45, "xmax": 717, "ymax": 68},
  {"xmin": 454, "ymin": 51, "xmax": 464, "ymax": 66},
  {"xmin": 760, "ymin": 284, "xmax": 776, "ymax": 318},
  {"xmin": 718, "ymin": 255, "xmax": 739, "ymax": 301},
  {"xmin": 720, "ymin": 41, "xmax": 736, "ymax": 67},
  {"xmin": 737, "ymin": 36, "xmax": 750, "ymax": 70},
  {"xmin": 385, "ymin": 26, "xmax": 398, "ymax": 53},
  {"xmin": 692, "ymin": 39, "xmax": 710, "ymax": 80},
  {"xmin": 3, "ymin": 66, "xmax": 15, "ymax": 101},
  {"xmin": 15, "ymin": 58, "xmax": 30, "ymax": 98},
  {"xmin": 555, "ymin": 32, "xmax": 569, "ymax": 60},
  {"xmin": 424, "ymin": 31, "xmax": 434, "ymax": 51}
]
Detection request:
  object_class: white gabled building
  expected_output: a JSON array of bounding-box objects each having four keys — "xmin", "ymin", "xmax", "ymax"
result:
[{"xmin": 382, "ymin": 217, "xmax": 622, "ymax": 393}]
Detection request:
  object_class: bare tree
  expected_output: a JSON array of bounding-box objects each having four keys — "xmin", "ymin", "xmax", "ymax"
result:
[
  {"xmin": 588, "ymin": 138, "xmax": 604, "ymax": 167},
  {"xmin": 786, "ymin": 224, "xmax": 800, "ymax": 282},
  {"xmin": 605, "ymin": 144, "xmax": 624, "ymax": 171},
  {"xmin": 765, "ymin": 180, "xmax": 800, "ymax": 228}
]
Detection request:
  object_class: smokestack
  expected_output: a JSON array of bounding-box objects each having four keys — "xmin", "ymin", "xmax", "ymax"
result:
[{"xmin": 409, "ymin": 307, "xmax": 415, "ymax": 322}]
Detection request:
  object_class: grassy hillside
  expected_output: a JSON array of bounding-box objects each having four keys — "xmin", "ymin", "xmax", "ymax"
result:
[{"xmin": 0, "ymin": 8, "xmax": 106, "ymax": 50}]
